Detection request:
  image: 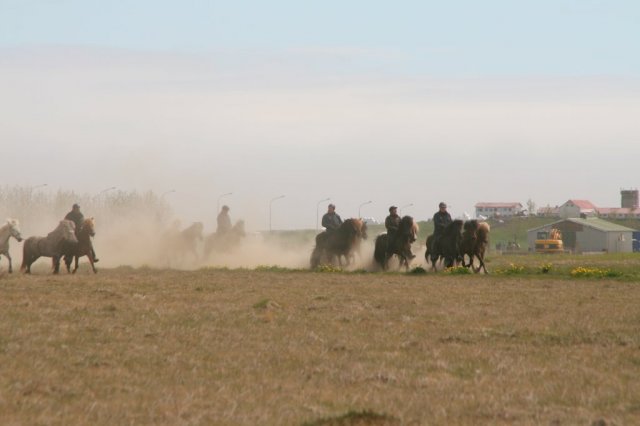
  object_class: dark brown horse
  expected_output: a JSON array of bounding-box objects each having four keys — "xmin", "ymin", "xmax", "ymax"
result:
[
  {"xmin": 425, "ymin": 219, "xmax": 464, "ymax": 271},
  {"xmin": 62, "ymin": 217, "xmax": 98, "ymax": 274},
  {"xmin": 460, "ymin": 220, "xmax": 490, "ymax": 273},
  {"xmin": 21, "ymin": 220, "xmax": 78, "ymax": 274},
  {"xmin": 310, "ymin": 218, "xmax": 367, "ymax": 268},
  {"xmin": 374, "ymin": 215, "xmax": 418, "ymax": 270}
]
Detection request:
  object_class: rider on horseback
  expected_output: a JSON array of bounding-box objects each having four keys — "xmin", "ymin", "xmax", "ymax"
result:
[
  {"xmin": 385, "ymin": 206, "xmax": 400, "ymax": 254},
  {"xmin": 217, "ymin": 205, "xmax": 232, "ymax": 235},
  {"xmin": 385, "ymin": 205, "xmax": 416, "ymax": 259},
  {"xmin": 64, "ymin": 203, "xmax": 99, "ymax": 263},
  {"xmin": 432, "ymin": 202, "xmax": 452, "ymax": 255},
  {"xmin": 321, "ymin": 204, "xmax": 342, "ymax": 232}
]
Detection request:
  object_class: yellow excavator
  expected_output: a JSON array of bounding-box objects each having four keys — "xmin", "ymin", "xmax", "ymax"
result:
[{"xmin": 535, "ymin": 228, "xmax": 564, "ymax": 253}]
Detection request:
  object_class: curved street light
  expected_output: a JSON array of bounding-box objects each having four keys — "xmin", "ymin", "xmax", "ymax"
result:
[
  {"xmin": 358, "ymin": 200, "xmax": 372, "ymax": 218},
  {"xmin": 97, "ymin": 186, "xmax": 117, "ymax": 197},
  {"xmin": 316, "ymin": 197, "xmax": 331, "ymax": 231},
  {"xmin": 217, "ymin": 192, "xmax": 233, "ymax": 213},
  {"xmin": 269, "ymin": 195, "xmax": 286, "ymax": 232}
]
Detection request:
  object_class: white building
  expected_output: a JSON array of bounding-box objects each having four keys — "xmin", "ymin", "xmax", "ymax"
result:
[{"xmin": 475, "ymin": 202, "xmax": 523, "ymax": 218}]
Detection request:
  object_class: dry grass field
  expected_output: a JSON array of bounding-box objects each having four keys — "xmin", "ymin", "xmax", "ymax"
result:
[{"xmin": 1, "ymin": 265, "xmax": 640, "ymax": 425}]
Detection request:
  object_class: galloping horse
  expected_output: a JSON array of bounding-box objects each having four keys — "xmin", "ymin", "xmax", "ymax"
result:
[
  {"xmin": 158, "ymin": 221, "xmax": 204, "ymax": 266},
  {"xmin": 460, "ymin": 220, "xmax": 490, "ymax": 273},
  {"xmin": 374, "ymin": 215, "xmax": 418, "ymax": 270},
  {"xmin": 425, "ymin": 219, "xmax": 464, "ymax": 271},
  {"xmin": 203, "ymin": 220, "xmax": 246, "ymax": 257},
  {"xmin": 310, "ymin": 218, "xmax": 367, "ymax": 268},
  {"xmin": 21, "ymin": 220, "xmax": 77, "ymax": 274},
  {"xmin": 62, "ymin": 217, "xmax": 98, "ymax": 274},
  {"xmin": 0, "ymin": 219, "xmax": 23, "ymax": 273}
]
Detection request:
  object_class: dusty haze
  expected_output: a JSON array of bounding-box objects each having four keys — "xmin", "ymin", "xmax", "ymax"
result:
[
  {"xmin": 2, "ymin": 47, "xmax": 639, "ymax": 233},
  {"xmin": 1, "ymin": 187, "xmax": 398, "ymax": 272}
]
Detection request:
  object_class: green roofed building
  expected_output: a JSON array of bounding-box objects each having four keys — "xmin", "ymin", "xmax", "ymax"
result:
[{"xmin": 527, "ymin": 217, "xmax": 636, "ymax": 254}]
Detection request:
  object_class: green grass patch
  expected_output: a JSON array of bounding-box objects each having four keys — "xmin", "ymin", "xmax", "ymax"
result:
[{"xmin": 302, "ymin": 409, "xmax": 399, "ymax": 426}]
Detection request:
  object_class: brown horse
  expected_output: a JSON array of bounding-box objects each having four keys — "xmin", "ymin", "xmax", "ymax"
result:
[
  {"xmin": 158, "ymin": 221, "xmax": 204, "ymax": 266},
  {"xmin": 374, "ymin": 215, "xmax": 418, "ymax": 270},
  {"xmin": 310, "ymin": 218, "xmax": 367, "ymax": 268},
  {"xmin": 460, "ymin": 220, "xmax": 490, "ymax": 273},
  {"xmin": 203, "ymin": 220, "xmax": 246, "ymax": 258},
  {"xmin": 62, "ymin": 217, "xmax": 98, "ymax": 274},
  {"xmin": 21, "ymin": 220, "xmax": 77, "ymax": 274}
]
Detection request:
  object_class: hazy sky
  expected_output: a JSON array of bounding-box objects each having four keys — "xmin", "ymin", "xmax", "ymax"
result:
[{"xmin": 1, "ymin": 1, "xmax": 639, "ymax": 230}]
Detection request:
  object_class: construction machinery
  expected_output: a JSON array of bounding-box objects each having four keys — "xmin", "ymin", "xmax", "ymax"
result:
[{"xmin": 535, "ymin": 228, "xmax": 565, "ymax": 253}]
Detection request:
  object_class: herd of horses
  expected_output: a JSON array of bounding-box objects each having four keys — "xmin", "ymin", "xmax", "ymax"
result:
[
  {"xmin": 0, "ymin": 218, "xmax": 95, "ymax": 274},
  {"xmin": 310, "ymin": 216, "xmax": 490, "ymax": 273},
  {"xmin": 1, "ymin": 215, "xmax": 489, "ymax": 274}
]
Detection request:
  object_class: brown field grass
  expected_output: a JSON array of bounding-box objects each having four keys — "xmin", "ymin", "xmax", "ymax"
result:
[{"xmin": 1, "ymin": 267, "xmax": 639, "ymax": 425}]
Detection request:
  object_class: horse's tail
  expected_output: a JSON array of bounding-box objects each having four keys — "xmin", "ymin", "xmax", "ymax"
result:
[
  {"xmin": 424, "ymin": 234, "xmax": 433, "ymax": 265},
  {"xmin": 20, "ymin": 237, "xmax": 32, "ymax": 273},
  {"xmin": 373, "ymin": 234, "xmax": 388, "ymax": 269}
]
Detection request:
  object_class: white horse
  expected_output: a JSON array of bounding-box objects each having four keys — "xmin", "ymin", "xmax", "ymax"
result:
[{"xmin": 0, "ymin": 219, "xmax": 24, "ymax": 273}]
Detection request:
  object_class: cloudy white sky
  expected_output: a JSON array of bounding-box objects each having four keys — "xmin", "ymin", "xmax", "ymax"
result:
[{"xmin": 1, "ymin": 1, "xmax": 639, "ymax": 230}]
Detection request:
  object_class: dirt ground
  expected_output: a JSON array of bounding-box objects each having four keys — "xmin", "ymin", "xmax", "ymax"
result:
[{"xmin": 1, "ymin": 267, "xmax": 639, "ymax": 425}]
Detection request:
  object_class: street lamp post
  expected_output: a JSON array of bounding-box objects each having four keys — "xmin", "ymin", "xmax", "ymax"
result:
[
  {"xmin": 269, "ymin": 195, "xmax": 285, "ymax": 232},
  {"xmin": 316, "ymin": 197, "xmax": 330, "ymax": 231},
  {"xmin": 97, "ymin": 186, "xmax": 117, "ymax": 197},
  {"xmin": 358, "ymin": 200, "xmax": 372, "ymax": 218},
  {"xmin": 399, "ymin": 203, "xmax": 413, "ymax": 216},
  {"xmin": 161, "ymin": 189, "xmax": 176, "ymax": 199},
  {"xmin": 217, "ymin": 192, "xmax": 233, "ymax": 213}
]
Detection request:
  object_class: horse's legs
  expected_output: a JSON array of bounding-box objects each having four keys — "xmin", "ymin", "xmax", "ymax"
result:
[
  {"xmin": 52, "ymin": 255, "xmax": 61, "ymax": 274},
  {"xmin": 72, "ymin": 255, "xmax": 79, "ymax": 274},
  {"xmin": 6, "ymin": 253, "xmax": 12, "ymax": 273}
]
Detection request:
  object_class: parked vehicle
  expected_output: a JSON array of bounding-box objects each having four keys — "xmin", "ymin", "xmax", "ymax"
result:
[{"xmin": 535, "ymin": 228, "xmax": 564, "ymax": 254}]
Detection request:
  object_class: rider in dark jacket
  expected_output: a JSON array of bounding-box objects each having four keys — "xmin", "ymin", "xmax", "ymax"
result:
[
  {"xmin": 217, "ymin": 205, "xmax": 232, "ymax": 235},
  {"xmin": 322, "ymin": 204, "xmax": 343, "ymax": 232},
  {"xmin": 64, "ymin": 203, "xmax": 99, "ymax": 262},
  {"xmin": 385, "ymin": 206, "xmax": 400, "ymax": 254},
  {"xmin": 432, "ymin": 202, "xmax": 452, "ymax": 253}
]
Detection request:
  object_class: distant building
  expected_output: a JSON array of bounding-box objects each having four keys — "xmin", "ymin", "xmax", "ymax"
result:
[
  {"xmin": 527, "ymin": 218, "xmax": 634, "ymax": 253},
  {"xmin": 475, "ymin": 202, "xmax": 523, "ymax": 218},
  {"xmin": 536, "ymin": 189, "xmax": 640, "ymax": 220},
  {"xmin": 537, "ymin": 205, "xmax": 560, "ymax": 217},
  {"xmin": 621, "ymin": 189, "xmax": 639, "ymax": 209},
  {"xmin": 597, "ymin": 208, "xmax": 640, "ymax": 219},
  {"xmin": 559, "ymin": 200, "xmax": 597, "ymax": 218}
]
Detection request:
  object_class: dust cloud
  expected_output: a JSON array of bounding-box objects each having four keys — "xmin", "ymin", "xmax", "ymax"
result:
[{"xmin": 0, "ymin": 186, "xmax": 400, "ymax": 273}]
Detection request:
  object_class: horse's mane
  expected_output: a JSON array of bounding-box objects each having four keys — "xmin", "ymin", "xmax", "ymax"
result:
[
  {"xmin": 477, "ymin": 222, "xmax": 490, "ymax": 240},
  {"xmin": 463, "ymin": 219, "xmax": 479, "ymax": 233},
  {"xmin": 48, "ymin": 220, "xmax": 74, "ymax": 238},
  {"xmin": 398, "ymin": 216, "xmax": 418, "ymax": 235},
  {"xmin": 444, "ymin": 219, "xmax": 464, "ymax": 236}
]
